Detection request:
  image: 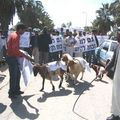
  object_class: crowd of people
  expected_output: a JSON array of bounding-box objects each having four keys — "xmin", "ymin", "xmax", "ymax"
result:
[
  {"xmin": 0, "ymin": 24, "xmax": 103, "ymax": 67},
  {"xmin": 0, "ymin": 23, "xmax": 101, "ymax": 99},
  {"xmin": 1, "ymin": 22, "xmax": 120, "ymax": 120}
]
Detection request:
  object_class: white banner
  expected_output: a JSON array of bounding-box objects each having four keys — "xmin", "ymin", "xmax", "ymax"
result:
[
  {"xmin": 18, "ymin": 50, "xmax": 33, "ymax": 86},
  {"xmin": 49, "ymin": 35, "xmax": 108, "ymax": 53},
  {"xmin": 20, "ymin": 32, "xmax": 30, "ymax": 48},
  {"xmin": 80, "ymin": 36, "xmax": 97, "ymax": 52},
  {"xmin": 73, "ymin": 36, "xmax": 97, "ymax": 53},
  {"xmin": 49, "ymin": 36, "xmax": 63, "ymax": 53}
]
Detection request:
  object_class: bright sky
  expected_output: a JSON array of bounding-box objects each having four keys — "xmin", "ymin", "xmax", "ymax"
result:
[
  {"xmin": 11, "ymin": 0, "xmax": 113, "ymax": 29},
  {"xmin": 40, "ymin": 0, "xmax": 113, "ymax": 28}
]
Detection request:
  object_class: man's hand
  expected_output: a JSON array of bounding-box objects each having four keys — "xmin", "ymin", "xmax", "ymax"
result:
[{"xmin": 25, "ymin": 55, "xmax": 34, "ymax": 62}]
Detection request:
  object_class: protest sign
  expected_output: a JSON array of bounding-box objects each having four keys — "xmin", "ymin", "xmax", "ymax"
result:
[
  {"xmin": 20, "ymin": 32, "xmax": 30, "ymax": 48},
  {"xmin": 49, "ymin": 36, "xmax": 63, "ymax": 53},
  {"xmin": 49, "ymin": 35, "xmax": 108, "ymax": 53},
  {"xmin": 74, "ymin": 36, "xmax": 97, "ymax": 52}
]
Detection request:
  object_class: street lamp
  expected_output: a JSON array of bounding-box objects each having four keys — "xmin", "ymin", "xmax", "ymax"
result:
[{"xmin": 82, "ymin": 11, "xmax": 87, "ymax": 27}]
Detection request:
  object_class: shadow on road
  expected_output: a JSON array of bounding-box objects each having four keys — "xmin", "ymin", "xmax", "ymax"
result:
[
  {"xmin": 0, "ymin": 103, "xmax": 7, "ymax": 114},
  {"xmin": 10, "ymin": 95, "xmax": 39, "ymax": 120},
  {"xmin": 37, "ymin": 88, "xmax": 72, "ymax": 102},
  {"xmin": 0, "ymin": 74, "xmax": 6, "ymax": 84},
  {"xmin": 94, "ymin": 78, "xmax": 109, "ymax": 84},
  {"xmin": 0, "ymin": 64, "xmax": 7, "ymax": 85},
  {"xmin": 0, "ymin": 64, "xmax": 8, "ymax": 72},
  {"xmin": 66, "ymin": 79, "xmax": 94, "ymax": 95}
]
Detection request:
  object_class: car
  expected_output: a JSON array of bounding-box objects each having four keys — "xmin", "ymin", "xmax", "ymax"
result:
[
  {"xmin": 95, "ymin": 39, "xmax": 118, "ymax": 67},
  {"xmin": 95, "ymin": 40, "xmax": 118, "ymax": 79}
]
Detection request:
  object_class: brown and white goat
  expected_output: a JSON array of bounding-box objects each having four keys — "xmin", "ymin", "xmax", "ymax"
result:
[
  {"xmin": 33, "ymin": 61, "xmax": 67, "ymax": 91},
  {"xmin": 68, "ymin": 57, "xmax": 91, "ymax": 83}
]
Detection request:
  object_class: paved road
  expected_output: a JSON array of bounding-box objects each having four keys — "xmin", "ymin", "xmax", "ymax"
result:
[{"xmin": 0, "ymin": 64, "xmax": 112, "ymax": 120}]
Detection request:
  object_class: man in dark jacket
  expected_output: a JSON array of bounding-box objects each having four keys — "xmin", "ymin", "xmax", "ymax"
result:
[
  {"xmin": 38, "ymin": 27, "xmax": 52, "ymax": 64},
  {"xmin": 30, "ymin": 29, "xmax": 40, "ymax": 63}
]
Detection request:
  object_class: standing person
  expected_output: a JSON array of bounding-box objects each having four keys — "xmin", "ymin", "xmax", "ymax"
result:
[
  {"xmin": 60, "ymin": 27, "xmax": 64, "ymax": 38},
  {"xmin": 74, "ymin": 31, "xmax": 83, "ymax": 57},
  {"xmin": 91, "ymin": 29, "xmax": 99, "ymax": 47},
  {"xmin": 72, "ymin": 29, "xmax": 77, "ymax": 38},
  {"xmin": 38, "ymin": 27, "xmax": 52, "ymax": 64},
  {"xmin": 56, "ymin": 30, "xmax": 63, "ymax": 59},
  {"xmin": 26, "ymin": 27, "xmax": 33, "ymax": 56},
  {"xmin": 64, "ymin": 31, "xmax": 77, "ymax": 57},
  {"xmin": 6, "ymin": 23, "xmax": 33, "ymax": 99},
  {"xmin": 82, "ymin": 31, "xmax": 87, "ymax": 59},
  {"xmin": 102, "ymin": 27, "xmax": 120, "ymax": 120},
  {"xmin": 85, "ymin": 29, "xmax": 99, "ymax": 66},
  {"xmin": 19, "ymin": 27, "xmax": 32, "ymax": 56},
  {"xmin": 30, "ymin": 29, "xmax": 40, "ymax": 63},
  {"xmin": 50, "ymin": 29, "xmax": 59, "ymax": 61}
]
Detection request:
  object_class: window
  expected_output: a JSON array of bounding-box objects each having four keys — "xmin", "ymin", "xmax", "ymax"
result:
[
  {"xmin": 102, "ymin": 42, "xmax": 110, "ymax": 50},
  {"xmin": 110, "ymin": 42, "xmax": 117, "ymax": 51}
]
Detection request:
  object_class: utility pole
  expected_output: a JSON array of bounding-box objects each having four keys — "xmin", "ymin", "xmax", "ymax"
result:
[{"xmin": 82, "ymin": 11, "xmax": 87, "ymax": 27}]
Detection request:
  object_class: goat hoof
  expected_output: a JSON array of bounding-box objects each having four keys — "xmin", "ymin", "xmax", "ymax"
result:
[
  {"xmin": 59, "ymin": 85, "xmax": 61, "ymax": 88},
  {"xmin": 52, "ymin": 86, "xmax": 55, "ymax": 91}
]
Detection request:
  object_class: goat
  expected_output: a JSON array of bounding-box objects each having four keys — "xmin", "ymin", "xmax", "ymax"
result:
[
  {"xmin": 33, "ymin": 61, "xmax": 67, "ymax": 91},
  {"xmin": 66, "ymin": 57, "xmax": 91, "ymax": 84}
]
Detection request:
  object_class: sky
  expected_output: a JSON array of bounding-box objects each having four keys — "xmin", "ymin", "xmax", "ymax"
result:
[
  {"xmin": 11, "ymin": 0, "xmax": 113, "ymax": 29},
  {"xmin": 40, "ymin": 0, "xmax": 113, "ymax": 28}
]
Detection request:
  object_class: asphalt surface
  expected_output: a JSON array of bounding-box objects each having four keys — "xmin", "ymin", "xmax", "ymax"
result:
[{"xmin": 0, "ymin": 64, "xmax": 113, "ymax": 120}]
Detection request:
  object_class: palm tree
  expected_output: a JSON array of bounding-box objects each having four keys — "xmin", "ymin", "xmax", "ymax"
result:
[
  {"xmin": 109, "ymin": 0, "xmax": 120, "ymax": 26},
  {"xmin": 92, "ymin": 3, "xmax": 113, "ymax": 34},
  {"xmin": 0, "ymin": 0, "xmax": 25, "ymax": 31},
  {"xmin": 18, "ymin": 0, "xmax": 54, "ymax": 29},
  {"xmin": 0, "ymin": 0, "xmax": 54, "ymax": 32}
]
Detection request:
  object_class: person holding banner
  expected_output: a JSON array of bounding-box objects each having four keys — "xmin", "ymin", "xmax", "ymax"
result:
[
  {"xmin": 49, "ymin": 29, "xmax": 59, "ymax": 61},
  {"xmin": 64, "ymin": 31, "xmax": 77, "ymax": 57},
  {"xmin": 19, "ymin": 27, "xmax": 32, "ymax": 56},
  {"xmin": 6, "ymin": 23, "xmax": 34, "ymax": 99},
  {"xmin": 90, "ymin": 29, "xmax": 99, "ymax": 64},
  {"xmin": 82, "ymin": 31, "xmax": 88, "ymax": 60},
  {"xmin": 74, "ymin": 31, "xmax": 83, "ymax": 57},
  {"xmin": 85, "ymin": 29, "xmax": 99, "ymax": 66},
  {"xmin": 91, "ymin": 29, "xmax": 99, "ymax": 47}
]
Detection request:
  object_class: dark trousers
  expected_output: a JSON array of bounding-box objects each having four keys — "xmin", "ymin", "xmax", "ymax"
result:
[
  {"xmin": 83, "ymin": 50, "xmax": 96, "ymax": 65},
  {"xmin": 6, "ymin": 56, "xmax": 21, "ymax": 95}
]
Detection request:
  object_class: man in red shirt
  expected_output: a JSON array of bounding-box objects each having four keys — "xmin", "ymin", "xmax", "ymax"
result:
[{"xmin": 6, "ymin": 23, "xmax": 34, "ymax": 99}]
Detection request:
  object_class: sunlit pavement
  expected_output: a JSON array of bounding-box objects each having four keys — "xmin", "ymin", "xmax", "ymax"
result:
[{"xmin": 0, "ymin": 64, "xmax": 112, "ymax": 120}]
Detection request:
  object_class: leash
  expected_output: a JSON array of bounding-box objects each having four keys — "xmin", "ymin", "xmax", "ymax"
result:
[{"xmin": 72, "ymin": 77, "xmax": 97, "ymax": 120}]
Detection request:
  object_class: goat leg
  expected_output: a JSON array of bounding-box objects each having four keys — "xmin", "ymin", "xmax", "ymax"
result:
[
  {"xmin": 59, "ymin": 76, "xmax": 63, "ymax": 88},
  {"xmin": 40, "ymin": 77, "xmax": 45, "ymax": 91},
  {"xmin": 49, "ymin": 79, "xmax": 55, "ymax": 91},
  {"xmin": 80, "ymin": 72, "xmax": 84, "ymax": 80}
]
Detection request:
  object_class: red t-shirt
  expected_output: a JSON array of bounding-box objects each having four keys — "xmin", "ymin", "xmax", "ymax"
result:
[{"xmin": 7, "ymin": 32, "xmax": 26, "ymax": 57}]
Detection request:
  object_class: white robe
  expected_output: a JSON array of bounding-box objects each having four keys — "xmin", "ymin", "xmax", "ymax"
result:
[{"xmin": 111, "ymin": 49, "xmax": 120, "ymax": 116}]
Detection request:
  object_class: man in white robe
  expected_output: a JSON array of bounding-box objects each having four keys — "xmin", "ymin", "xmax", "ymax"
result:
[{"xmin": 102, "ymin": 27, "xmax": 120, "ymax": 120}]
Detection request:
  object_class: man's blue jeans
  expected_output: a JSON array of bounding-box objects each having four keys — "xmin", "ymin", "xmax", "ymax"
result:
[{"xmin": 6, "ymin": 56, "xmax": 21, "ymax": 95}]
